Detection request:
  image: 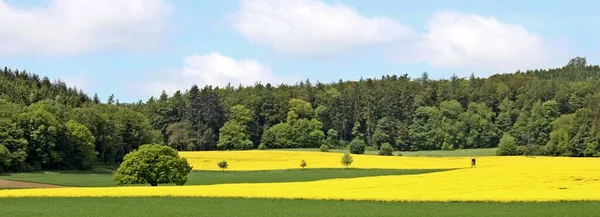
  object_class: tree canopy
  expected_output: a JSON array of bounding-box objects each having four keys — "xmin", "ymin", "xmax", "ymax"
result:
[
  {"xmin": 114, "ymin": 144, "xmax": 192, "ymax": 186},
  {"xmin": 2, "ymin": 56, "xmax": 600, "ymax": 173}
]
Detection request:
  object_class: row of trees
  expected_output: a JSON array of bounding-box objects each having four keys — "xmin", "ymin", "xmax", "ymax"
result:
[
  {"xmin": 498, "ymin": 101, "xmax": 600, "ymax": 157},
  {"xmin": 3, "ymin": 57, "xmax": 600, "ymax": 172},
  {"xmin": 0, "ymin": 97, "xmax": 158, "ymax": 172},
  {"xmin": 0, "ymin": 67, "xmax": 90, "ymax": 107},
  {"xmin": 133, "ymin": 57, "xmax": 600, "ymax": 157}
]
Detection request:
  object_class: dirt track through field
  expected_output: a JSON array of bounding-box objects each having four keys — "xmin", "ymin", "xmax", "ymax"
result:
[{"xmin": 0, "ymin": 179, "xmax": 64, "ymax": 189}]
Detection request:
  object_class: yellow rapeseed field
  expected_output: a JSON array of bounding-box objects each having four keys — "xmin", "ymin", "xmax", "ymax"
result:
[
  {"xmin": 1, "ymin": 151, "xmax": 600, "ymax": 202},
  {"xmin": 179, "ymin": 150, "xmax": 469, "ymax": 170}
]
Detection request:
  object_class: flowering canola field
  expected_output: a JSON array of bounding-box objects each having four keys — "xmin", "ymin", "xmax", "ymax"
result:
[
  {"xmin": 179, "ymin": 150, "xmax": 469, "ymax": 170},
  {"xmin": 1, "ymin": 151, "xmax": 600, "ymax": 202}
]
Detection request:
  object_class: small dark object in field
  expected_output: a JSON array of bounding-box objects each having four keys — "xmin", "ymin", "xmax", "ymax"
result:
[
  {"xmin": 471, "ymin": 158, "xmax": 476, "ymax": 168},
  {"xmin": 218, "ymin": 160, "xmax": 228, "ymax": 170}
]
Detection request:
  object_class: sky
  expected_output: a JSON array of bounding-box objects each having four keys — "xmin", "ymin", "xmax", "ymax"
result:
[{"xmin": 1, "ymin": 0, "xmax": 599, "ymax": 102}]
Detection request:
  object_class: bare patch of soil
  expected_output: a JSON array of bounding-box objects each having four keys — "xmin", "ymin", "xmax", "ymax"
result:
[{"xmin": 0, "ymin": 179, "xmax": 64, "ymax": 189}]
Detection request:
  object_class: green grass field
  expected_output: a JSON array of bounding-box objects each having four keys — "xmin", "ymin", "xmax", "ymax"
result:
[
  {"xmin": 1, "ymin": 168, "xmax": 445, "ymax": 187},
  {"xmin": 0, "ymin": 197, "xmax": 597, "ymax": 217},
  {"xmin": 283, "ymin": 147, "xmax": 498, "ymax": 157}
]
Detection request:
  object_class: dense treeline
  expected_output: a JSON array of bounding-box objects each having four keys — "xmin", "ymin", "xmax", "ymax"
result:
[
  {"xmin": 133, "ymin": 57, "xmax": 600, "ymax": 157},
  {"xmin": 0, "ymin": 68, "xmax": 159, "ymax": 172},
  {"xmin": 2, "ymin": 57, "xmax": 600, "ymax": 172},
  {"xmin": 0, "ymin": 98, "xmax": 160, "ymax": 172},
  {"xmin": 0, "ymin": 67, "xmax": 91, "ymax": 107}
]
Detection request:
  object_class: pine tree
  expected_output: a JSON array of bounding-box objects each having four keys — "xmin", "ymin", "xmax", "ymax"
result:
[{"xmin": 93, "ymin": 93, "xmax": 100, "ymax": 104}]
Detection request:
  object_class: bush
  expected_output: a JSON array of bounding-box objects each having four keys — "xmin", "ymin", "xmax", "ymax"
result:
[
  {"xmin": 339, "ymin": 140, "xmax": 349, "ymax": 149},
  {"xmin": 341, "ymin": 153, "xmax": 353, "ymax": 168},
  {"xmin": 582, "ymin": 142, "xmax": 599, "ymax": 157},
  {"xmin": 537, "ymin": 145, "xmax": 549, "ymax": 156},
  {"xmin": 397, "ymin": 152, "xmax": 403, "ymax": 156},
  {"xmin": 365, "ymin": 146, "xmax": 378, "ymax": 152},
  {"xmin": 236, "ymin": 140, "xmax": 254, "ymax": 150},
  {"xmin": 217, "ymin": 160, "xmax": 228, "ymax": 170},
  {"xmin": 349, "ymin": 138, "xmax": 366, "ymax": 154},
  {"xmin": 516, "ymin": 146, "xmax": 527, "ymax": 155},
  {"xmin": 326, "ymin": 129, "xmax": 339, "ymax": 148},
  {"xmin": 319, "ymin": 144, "xmax": 329, "ymax": 152},
  {"xmin": 379, "ymin": 143, "xmax": 394, "ymax": 156},
  {"xmin": 521, "ymin": 145, "xmax": 541, "ymax": 156},
  {"xmin": 114, "ymin": 144, "xmax": 192, "ymax": 186},
  {"xmin": 584, "ymin": 148, "xmax": 598, "ymax": 157},
  {"xmin": 496, "ymin": 133, "xmax": 519, "ymax": 156},
  {"xmin": 300, "ymin": 160, "xmax": 307, "ymax": 168},
  {"xmin": 257, "ymin": 143, "xmax": 267, "ymax": 150}
]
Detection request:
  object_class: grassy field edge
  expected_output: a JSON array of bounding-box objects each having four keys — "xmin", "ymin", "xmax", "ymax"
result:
[
  {"xmin": 0, "ymin": 196, "xmax": 598, "ymax": 217},
  {"xmin": 1, "ymin": 168, "xmax": 450, "ymax": 187}
]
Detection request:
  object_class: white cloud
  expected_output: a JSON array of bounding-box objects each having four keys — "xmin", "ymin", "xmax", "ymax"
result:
[
  {"xmin": 230, "ymin": 0, "xmax": 416, "ymax": 56},
  {"xmin": 0, "ymin": 0, "xmax": 173, "ymax": 57},
  {"xmin": 231, "ymin": 1, "xmax": 566, "ymax": 74},
  {"xmin": 399, "ymin": 11, "xmax": 566, "ymax": 75},
  {"xmin": 181, "ymin": 53, "xmax": 282, "ymax": 86},
  {"xmin": 138, "ymin": 52, "xmax": 290, "ymax": 97},
  {"xmin": 60, "ymin": 72, "xmax": 90, "ymax": 90}
]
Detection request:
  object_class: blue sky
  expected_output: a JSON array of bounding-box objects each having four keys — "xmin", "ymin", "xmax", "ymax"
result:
[{"xmin": 1, "ymin": 0, "xmax": 598, "ymax": 102}]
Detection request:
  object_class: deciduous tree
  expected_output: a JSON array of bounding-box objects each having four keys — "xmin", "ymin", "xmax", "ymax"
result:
[{"xmin": 114, "ymin": 144, "xmax": 192, "ymax": 186}]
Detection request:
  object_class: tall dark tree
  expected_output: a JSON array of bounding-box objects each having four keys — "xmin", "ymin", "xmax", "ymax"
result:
[
  {"xmin": 185, "ymin": 85, "xmax": 225, "ymax": 150},
  {"xmin": 93, "ymin": 93, "xmax": 101, "ymax": 104}
]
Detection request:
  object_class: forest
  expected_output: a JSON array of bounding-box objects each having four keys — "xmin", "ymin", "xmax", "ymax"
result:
[{"xmin": 2, "ymin": 56, "xmax": 600, "ymax": 172}]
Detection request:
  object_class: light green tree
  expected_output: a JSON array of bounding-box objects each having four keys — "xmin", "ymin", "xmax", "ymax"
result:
[
  {"xmin": 496, "ymin": 133, "xmax": 519, "ymax": 156},
  {"xmin": 218, "ymin": 105, "xmax": 254, "ymax": 150},
  {"xmin": 114, "ymin": 144, "xmax": 192, "ymax": 186},
  {"xmin": 66, "ymin": 120, "xmax": 98, "ymax": 170},
  {"xmin": 341, "ymin": 153, "xmax": 353, "ymax": 168}
]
